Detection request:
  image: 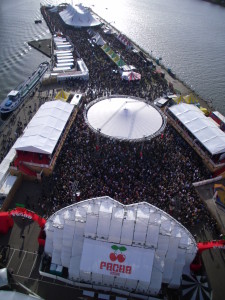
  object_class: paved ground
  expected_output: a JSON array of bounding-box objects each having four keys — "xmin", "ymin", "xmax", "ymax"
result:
[{"xmin": 0, "ymin": 221, "xmax": 91, "ymax": 300}]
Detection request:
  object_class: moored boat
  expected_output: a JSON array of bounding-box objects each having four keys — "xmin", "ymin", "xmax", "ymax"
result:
[
  {"xmin": 34, "ymin": 19, "xmax": 42, "ymax": 24},
  {"xmin": 0, "ymin": 61, "xmax": 49, "ymax": 115}
]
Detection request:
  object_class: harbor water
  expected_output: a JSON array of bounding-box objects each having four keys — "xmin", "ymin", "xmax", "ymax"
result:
[{"xmin": 0, "ymin": 0, "xmax": 225, "ymax": 116}]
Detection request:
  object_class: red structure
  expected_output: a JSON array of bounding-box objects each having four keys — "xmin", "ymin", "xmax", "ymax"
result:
[
  {"xmin": 190, "ymin": 239, "xmax": 225, "ymax": 272},
  {"xmin": 0, "ymin": 208, "xmax": 46, "ymax": 246},
  {"xmin": 0, "ymin": 212, "xmax": 14, "ymax": 234}
]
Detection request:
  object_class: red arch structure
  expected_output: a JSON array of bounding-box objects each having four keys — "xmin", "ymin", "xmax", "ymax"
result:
[
  {"xmin": 9, "ymin": 207, "xmax": 46, "ymax": 228},
  {"xmin": 0, "ymin": 208, "xmax": 46, "ymax": 246},
  {"xmin": 190, "ymin": 240, "xmax": 225, "ymax": 272}
]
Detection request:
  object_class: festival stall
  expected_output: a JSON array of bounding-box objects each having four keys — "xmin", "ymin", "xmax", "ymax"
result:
[
  {"xmin": 168, "ymin": 103, "xmax": 225, "ymax": 156},
  {"xmin": 121, "ymin": 71, "xmax": 141, "ymax": 81},
  {"xmin": 54, "ymin": 89, "xmax": 70, "ymax": 102}
]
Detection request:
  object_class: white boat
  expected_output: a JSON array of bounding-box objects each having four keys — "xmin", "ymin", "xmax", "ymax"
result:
[{"xmin": 0, "ymin": 61, "xmax": 49, "ymax": 115}]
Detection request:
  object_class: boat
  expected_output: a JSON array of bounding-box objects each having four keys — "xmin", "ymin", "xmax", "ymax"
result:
[
  {"xmin": 0, "ymin": 61, "xmax": 49, "ymax": 115},
  {"xmin": 34, "ymin": 20, "xmax": 42, "ymax": 24},
  {"xmin": 167, "ymin": 67, "xmax": 176, "ymax": 78}
]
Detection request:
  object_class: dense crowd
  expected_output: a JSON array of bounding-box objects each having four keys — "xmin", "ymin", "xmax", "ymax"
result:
[
  {"xmin": 35, "ymin": 6, "xmax": 220, "ymax": 236},
  {"xmin": 42, "ymin": 6, "xmax": 169, "ymax": 101},
  {"xmin": 40, "ymin": 108, "xmax": 218, "ymax": 235}
]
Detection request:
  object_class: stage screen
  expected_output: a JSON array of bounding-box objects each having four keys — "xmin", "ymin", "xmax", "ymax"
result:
[{"xmin": 80, "ymin": 238, "xmax": 154, "ymax": 282}]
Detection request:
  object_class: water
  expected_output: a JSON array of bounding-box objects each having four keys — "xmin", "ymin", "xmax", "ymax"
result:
[
  {"xmin": 0, "ymin": 0, "xmax": 51, "ymax": 106},
  {"xmin": 0, "ymin": 0, "xmax": 225, "ymax": 114}
]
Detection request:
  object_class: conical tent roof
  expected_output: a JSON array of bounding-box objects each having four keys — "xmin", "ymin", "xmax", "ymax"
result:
[
  {"xmin": 183, "ymin": 94, "xmax": 198, "ymax": 104},
  {"xmin": 96, "ymin": 36, "xmax": 105, "ymax": 46},
  {"xmin": 59, "ymin": 4, "xmax": 101, "ymax": 28},
  {"xmin": 85, "ymin": 96, "xmax": 166, "ymax": 141},
  {"xmin": 55, "ymin": 89, "xmax": 70, "ymax": 101},
  {"xmin": 172, "ymin": 95, "xmax": 183, "ymax": 104}
]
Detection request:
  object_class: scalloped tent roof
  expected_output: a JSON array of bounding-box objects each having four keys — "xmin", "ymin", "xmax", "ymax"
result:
[
  {"xmin": 13, "ymin": 101, "xmax": 73, "ymax": 154},
  {"xmin": 44, "ymin": 196, "xmax": 197, "ymax": 295},
  {"xmin": 59, "ymin": 4, "xmax": 101, "ymax": 28},
  {"xmin": 169, "ymin": 103, "xmax": 225, "ymax": 155}
]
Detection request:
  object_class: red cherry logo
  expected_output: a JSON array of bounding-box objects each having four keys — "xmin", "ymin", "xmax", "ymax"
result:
[
  {"xmin": 110, "ymin": 252, "xmax": 117, "ymax": 261},
  {"xmin": 117, "ymin": 254, "xmax": 126, "ymax": 263}
]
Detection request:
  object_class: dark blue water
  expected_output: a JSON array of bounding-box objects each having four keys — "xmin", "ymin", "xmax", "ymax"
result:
[{"xmin": 0, "ymin": 0, "xmax": 225, "ymax": 114}]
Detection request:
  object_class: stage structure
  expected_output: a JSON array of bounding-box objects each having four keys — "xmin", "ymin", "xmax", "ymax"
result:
[
  {"xmin": 42, "ymin": 196, "xmax": 197, "ymax": 297},
  {"xmin": 84, "ymin": 95, "xmax": 167, "ymax": 142}
]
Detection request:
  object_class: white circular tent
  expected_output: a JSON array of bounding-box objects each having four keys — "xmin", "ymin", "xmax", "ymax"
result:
[
  {"xmin": 84, "ymin": 96, "xmax": 167, "ymax": 142},
  {"xmin": 59, "ymin": 4, "xmax": 102, "ymax": 28},
  {"xmin": 44, "ymin": 196, "xmax": 197, "ymax": 297}
]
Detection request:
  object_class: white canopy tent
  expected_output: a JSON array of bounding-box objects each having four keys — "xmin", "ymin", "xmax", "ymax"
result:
[
  {"xmin": 44, "ymin": 197, "xmax": 197, "ymax": 296},
  {"xmin": 121, "ymin": 71, "xmax": 141, "ymax": 81},
  {"xmin": 168, "ymin": 103, "xmax": 225, "ymax": 155},
  {"xmin": 92, "ymin": 33, "xmax": 105, "ymax": 46},
  {"xmin": 13, "ymin": 101, "xmax": 73, "ymax": 155},
  {"xmin": 59, "ymin": 4, "xmax": 101, "ymax": 28},
  {"xmin": 85, "ymin": 96, "xmax": 166, "ymax": 141}
]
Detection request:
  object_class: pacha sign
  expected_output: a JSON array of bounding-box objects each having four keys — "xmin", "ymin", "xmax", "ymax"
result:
[
  {"xmin": 80, "ymin": 239, "xmax": 154, "ymax": 282},
  {"xmin": 11, "ymin": 212, "xmax": 32, "ymax": 219},
  {"xmin": 100, "ymin": 244, "xmax": 132, "ymax": 276}
]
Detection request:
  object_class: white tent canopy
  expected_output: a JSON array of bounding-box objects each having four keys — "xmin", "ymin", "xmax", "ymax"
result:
[
  {"xmin": 121, "ymin": 71, "xmax": 141, "ymax": 81},
  {"xmin": 13, "ymin": 101, "xmax": 73, "ymax": 155},
  {"xmin": 92, "ymin": 32, "xmax": 105, "ymax": 46},
  {"xmin": 85, "ymin": 96, "xmax": 166, "ymax": 141},
  {"xmin": 168, "ymin": 103, "xmax": 225, "ymax": 155},
  {"xmin": 59, "ymin": 4, "xmax": 101, "ymax": 28},
  {"xmin": 44, "ymin": 197, "xmax": 197, "ymax": 295}
]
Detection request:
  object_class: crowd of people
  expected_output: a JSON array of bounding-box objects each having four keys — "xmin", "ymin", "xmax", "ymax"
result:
[
  {"xmin": 0, "ymin": 6, "xmax": 219, "ymax": 240},
  {"xmin": 40, "ymin": 107, "xmax": 218, "ymax": 236},
  {"xmin": 42, "ymin": 5, "xmax": 169, "ymax": 101},
  {"xmin": 38, "ymin": 6, "xmax": 219, "ymax": 237}
]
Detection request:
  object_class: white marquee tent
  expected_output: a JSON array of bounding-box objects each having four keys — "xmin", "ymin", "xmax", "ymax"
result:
[
  {"xmin": 92, "ymin": 32, "xmax": 105, "ymax": 46},
  {"xmin": 44, "ymin": 197, "xmax": 197, "ymax": 296},
  {"xmin": 59, "ymin": 4, "xmax": 101, "ymax": 28},
  {"xmin": 13, "ymin": 101, "xmax": 73, "ymax": 155},
  {"xmin": 168, "ymin": 103, "xmax": 225, "ymax": 155},
  {"xmin": 84, "ymin": 96, "xmax": 166, "ymax": 141}
]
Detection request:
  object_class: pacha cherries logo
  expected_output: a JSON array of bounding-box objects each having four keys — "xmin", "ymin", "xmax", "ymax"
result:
[{"xmin": 109, "ymin": 245, "xmax": 127, "ymax": 263}]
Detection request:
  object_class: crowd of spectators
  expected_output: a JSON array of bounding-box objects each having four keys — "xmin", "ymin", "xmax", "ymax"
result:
[
  {"xmin": 36, "ymin": 6, "xmax": 220, "ymax": 237},
  {"xmin": 41, "ymin": 108, "xmax": 218, "ymax": 236},
  {"xmin": 42, "ymin": 5, "xmax": 169, "ymax": 101},
  {"xmin": 0, "ymin": 6, "xmax": 218, "ymax": 239}
]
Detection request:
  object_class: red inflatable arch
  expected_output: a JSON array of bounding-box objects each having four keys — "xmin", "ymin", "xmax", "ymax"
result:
[
  {"xmin": 9, "ymin": 207, "xmax": 46, "ymax": 228},
  {"xmin": 0, "ymin": 208, "xmax": 46, "ymax": 246}
]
